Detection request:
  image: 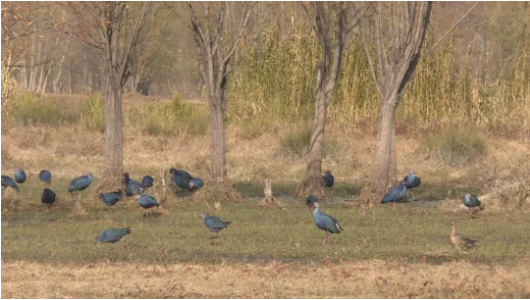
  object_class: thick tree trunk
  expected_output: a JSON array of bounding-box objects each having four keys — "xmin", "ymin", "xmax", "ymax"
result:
[
  {"xmin": 208, "ymin": 91, "xmax": 227, "ymax": 183},
  {"xmin": 370, "ymin": 99, "xmax": 398, "ymax": 197},
  {"xmin": 298, "ymin": 91, "xmax": 328, "ymax": 196},
  {"xmin": 104, "ymin": 75, "xmax": 124, "ymax": 185}
]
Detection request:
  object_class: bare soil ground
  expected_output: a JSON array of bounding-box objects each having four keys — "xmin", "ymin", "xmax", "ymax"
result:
[{"xmin": 2, "ymin": 260, "xmax": 530, "ymax": 298}]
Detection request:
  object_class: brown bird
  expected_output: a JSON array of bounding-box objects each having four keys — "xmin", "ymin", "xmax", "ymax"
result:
[{"xmin": 449, "ymin": 221, "xmax": 478, "ymax": 251}]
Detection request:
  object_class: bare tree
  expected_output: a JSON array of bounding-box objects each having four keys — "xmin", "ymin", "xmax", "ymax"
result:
[
  {"xmin": 188, "ymin": 2, "xmax": 270, "ymax": 186},
  {"xmin": 64, "ymin": 1, "xmax": 151, "ymax": 185},
  {"xmin": 297, "ymin": 2, "xmax": 364, "ymax": 196},
  {"xmin": 357, "ymin": 2, "xmax": 432, "ymax": 202}
]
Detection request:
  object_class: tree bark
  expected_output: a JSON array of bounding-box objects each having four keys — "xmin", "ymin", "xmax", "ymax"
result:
[
  {"xmin": 209, "ymin": 91, "xmax": 227, "ymax": 183},
  {"xmin": 371, "ymin": 100, "xmax": 398, "ymax": 194},
  {"xmin": 103, "ymin": 75, "xmax": 124, "ymax": 183}
]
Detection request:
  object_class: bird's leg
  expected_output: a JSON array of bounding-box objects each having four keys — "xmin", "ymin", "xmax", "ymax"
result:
[
  {"xmin": 411, "ymin": 190, "xmax": 415, "ymax": 200},
  {"xmin": 392, "ymin": 201, "xmax": 396, "ymax": 209},
  {"xmin": 326, "ymin": 233, "xmax": 330, "ymax": 245}
]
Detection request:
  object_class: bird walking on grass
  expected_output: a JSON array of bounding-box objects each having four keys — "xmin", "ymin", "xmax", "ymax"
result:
[
  {"xmin": 95, "ymin": 227, "xmax": 131, "ymax": 244},
  {"xmin": 68, "ymin": 172, "xmax": 93, "ymax": 200},
  {"xmin": 312, "ymin": 202, "xmax": 343, "ymax": 245},
  {"xmin": 41, "ymin": 188, "xmax": 57, "ymax": 209},
  {"xmin": 136, "ymin": 194, "xmax": 159, "ymax": 209},
  {"xmin": 201, "ymin": 213, "xmax": 231, "ymax": 239},
  {"xmin": 15, "ymin": 168, "xmax": 26, "ymax": 184},
  {"xmin": 381, "ymin": 181, "xmax": 407, "ymax": 206},
  {"xmin": 124, "ymin": 173, "xmax": 143, "ymax": 196},
  {"xmin": 1, "ymin": 175, "xmax": 19, "ymax": 191},
  {"xmin": 463, "ymin": 194, "xmax": 482, "ymax": 216},
  {"xmin": 100, "ymin": 190, "xmax": 122, "ymax": 207},
  {"xmin": 142, "ymin": 175, "xmax": 154, "ymax": 189},
  {"xmin": 449, "ymin": 221, "xmax": 477, "ymax": 251},
  {"xmin": 39, "ymin": 170, "xmax": 52, "ymax": 185},
  {"xmin": 403, "ymin": 170, "xmax": 421, "ymax": 199},
  {"xmin": 323, "ymin": 170, "xmax": 334, "ymax": 188}
]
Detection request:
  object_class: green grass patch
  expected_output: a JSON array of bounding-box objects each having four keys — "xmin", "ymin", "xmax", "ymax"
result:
[
  {"xmin": 80, "ymin": 94, "xmax": 106, "ymax": 133},
  {"xmin": 423, "ymin": 127, "xmax": 487, "ymax": 166},
  {"xmin": 280, "ymin": 127, "xmax": 341, "ymax": 158},
  {"xmin": 4, "ymin": 92, "xmax": 76, "ymax": 126}
]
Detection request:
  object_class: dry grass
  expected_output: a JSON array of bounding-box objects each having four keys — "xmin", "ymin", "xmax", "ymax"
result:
[{"xmin": 2, "ymin": 260, "xmax": 530, "ymax": 298}]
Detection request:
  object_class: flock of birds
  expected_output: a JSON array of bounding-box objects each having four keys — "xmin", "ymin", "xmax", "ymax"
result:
[{"xmin": 1, "ymin": 167, "xmax": 481, "ymax": 250}]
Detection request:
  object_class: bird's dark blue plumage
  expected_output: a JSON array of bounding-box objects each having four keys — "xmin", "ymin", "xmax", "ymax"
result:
[
  {"xmin": 201, "ymin": 213, "xmax": 231, "ymax": 233},
  {"xmin": 404, "ymin": 170, "xmax": 421, "ymax": 189},
  {"xmin": 39, "ymin": 170, "xmax": 52, "ymax": 184},
  {"xmin": 189, "ymin": 177, "xmax": 204, "ymax": 190},
  {"xmin": 41, "ymin": 188, "xmax": 56, "ymax": 207},
  {"xmin": 463, "ymin": 194, "xmax": 481, "ymax": 208},
  {"xmin": 100, "ymin": 190, "xmax": 122, "ymax": 206},
  {"xmin": 381, "ymin": 181, "xmax": 407, "ymax": 204},
  {"xmin": 136, "ymin": 194, "xmax": 159, "ymax": 209},
  {"xmin": 312, "ymin": 202, "xmax": 343, "ymax": 245},
  {"xmin": 323, "ymin": 170, "xmax": 334, "ymax": 188},
  {"xmin": 124, "ymin": 173, "xmax": 143, "ymax": 196},
  {"xmin": 68, "ymin": 173, "xmax": 93, "ymax": 193},
  {"xmin": 95, "ymin": 227, "xmax": 131, "ymax": 243},
  {"xmin": 306, "ymin": 195, "xmax": 318, "ymax": 208},
  {"xmin": 15, "ymin": 168, "xmax": 26, "ymax": 184},
  {"xmin": 1, "ymin": 175, "xmax": 19, "ymax": 191},
  {"xmin": 172, "ymin": 169, "xmax": 193, "ymax": 190},
  {"xmin": 141, "ymin": 175, "xmax": 154, "ymax": 188}
]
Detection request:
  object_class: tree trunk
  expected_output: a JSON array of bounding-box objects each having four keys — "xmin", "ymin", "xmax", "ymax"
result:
[
  {"xmin": 208, "ymin": 91, "xmax": 227, "ymax": 183},
  {"xmin": 103, "ymin": 75, "xmax": 124, "ymax": 185},
  {"xmin": 299, "ymin": 91, "xmax": 328, "ymax": 196},
  {"xmin": 370, "ymin": 99, "xmax": 398, "ymax": 197}
]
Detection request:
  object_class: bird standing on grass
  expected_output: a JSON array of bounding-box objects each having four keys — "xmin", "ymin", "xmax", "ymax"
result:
[
  {"xmin": 323, "ymin": 170, "xmax": 334, "ymax": 188},
  {"xmin": 403, "ymin": 170, "xmax": 421, "ymax": 199},
  {"xmin": 312, "ymin": 202, "xmax": 343, "ymax": 245},
  {"xmin": 100, "ymin": 190, "xmax": 122, "ymax": 207},
  {"xmin": 1, "ymin": 175, "xmax": 19, "ymax": 191},
  {"xmin": 449, "ymin": 221, "xmax": 477, "ymax": 251},
  {"xmin": 381, "ymin": 181, "xmax": 407, "ymax": 205},
  {"xmin": 15, "ymin": 168, "xmax": 26, "ymax": 184},
  {"xmin": 124, "ymin": 173, "xmax": 143, "ymax": 196},
  {"xmin": 68, "ymin": 172, "xmax": 93, "ymax": 199},
  {"xmin": 136, "ymin": 194, "xmax": 160, "ymax": 209},
  {"xmin": 95, "ymin": 227, "xmax": 131, "ymax": 244},
  {"xmin": 171, "ymin": 169, "xmax": 193, "ymax": 191},
  {"xmin": 142, "ymin": 175, "xmax": 154, "ymax": 189},
  {"xmin": 39, "ymin": 170, "xmax": 52, "ymax": 185},
  {"xmin": 463, "ymin": 194, "xmax": 482, "ymax": 216},
  {"xmin": 41, "ymin": 188, "xmax": 57, "ymax": 209},
  {"xmin": 201, "ymin": 213, "xmax": 231, "ymax": 239}
]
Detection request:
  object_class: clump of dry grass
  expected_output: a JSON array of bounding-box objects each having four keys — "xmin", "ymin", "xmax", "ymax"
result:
[
  {"xmin": 190, "ymin": 181, "xmax": 243, "ymax": 204},
  {"xmin": 3, "ymin": 260, "xmax": 530, "ymax": 298}
]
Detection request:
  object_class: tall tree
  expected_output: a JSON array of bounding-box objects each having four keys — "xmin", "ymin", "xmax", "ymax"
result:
[
  {"xmin": 297, "ymin": 2, "xmax": 364, "ymax": 196},
  {"xmin": 188, "ymin": 1, "xmax": 270, "ymax": 186},
  {"xmin": 357, "ymin": 2, "xmax": 432, "ymax": 202},
  {"xmin": 64, "ymin": 1, "xmax": 150, "ymax": 186}
]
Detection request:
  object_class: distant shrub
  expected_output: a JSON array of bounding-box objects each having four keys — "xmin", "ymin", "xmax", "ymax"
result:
[
  {"xmin": 236, "ymin": 117, "xmax": 270, "ymax": 139},
  {"xmin": 423, "ymin": 127, "xmax": 487, "ymax": 166},
  {"xmin": 280, "ymin": 127, "xmax": 312, "ymax": 156},
  {"xmin": 139, "ymin": 95, "xmax": 208, "ymax": 136},
  {"xmin": 81, "ymin": 94, "xmax": 105, "ymax": 133},
  {"xmin": 7, "ymin": 92, "xmax": 74, "ymax": 126}
]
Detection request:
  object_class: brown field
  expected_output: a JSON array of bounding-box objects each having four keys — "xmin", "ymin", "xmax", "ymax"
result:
[{"xmin": 2, "ymin": 260, "xmax": 530, "ymax": 298}]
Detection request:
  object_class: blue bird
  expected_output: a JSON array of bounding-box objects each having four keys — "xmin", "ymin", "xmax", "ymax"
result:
[
  {"xmin": 136, "ymin": 194, "xmax": 160, "ymax": 209},
  {"xmin": 201, "ymin": 213, "xmax": 231, "ymax": 239},
  {"xmin": 68, "ymin": 172, "xmax": 93, "ymax": 199},
  {"xmin": 306, "ymin": 195, "xmax": 318, "ymax": 208},
  {"xmin": 1, "ymin": 175, "xmax": 19, "ymax": 191},
  {"xmin": 124, "ymin": 173, "xmax": 143, "ymax": 196},
  {"xmin": 463, "ymin": 194, "xmax": 482, "ymax": 215},
  {"xmin": 323, "ymin": 170, "xmax": 334, "ymax": 188},
  {"xmin": 142, "ymin": 175, "xmax": 154, "ymax": 188},
  {"xmin": 15, "ymin": 168, "xmax": 26, "ymax": 184},
  {"xmin": 41, "ymin": 188, "xmax": 57, "ymax": 208},
  {"xmin": 403, "ymin": 170, "xmax": 421, "ymax": 199},
  {"xmin": 312, "ymin": 202, "xmax": 343, "ymax": 245},
  {"xmin": 39, "ymin": 170, "xmax": 52, "ymax": 185},
  {"xmin": 95, "ymin": 227, "xmax": 131, "ymax": 244},
  {"xmin": 171, "ymin": 169, "xmax": 193, "ymax": 191},
  {"xmin": 189, "ymin": 177, "xmax": 204, "ymax": 191},
  {"xmin": 100, "ymin": 190, "xmax": 122, "ymax": 206},
  {"xmin": 381, "ymin": 181, "xmax": 407, "ymax": 205}
]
